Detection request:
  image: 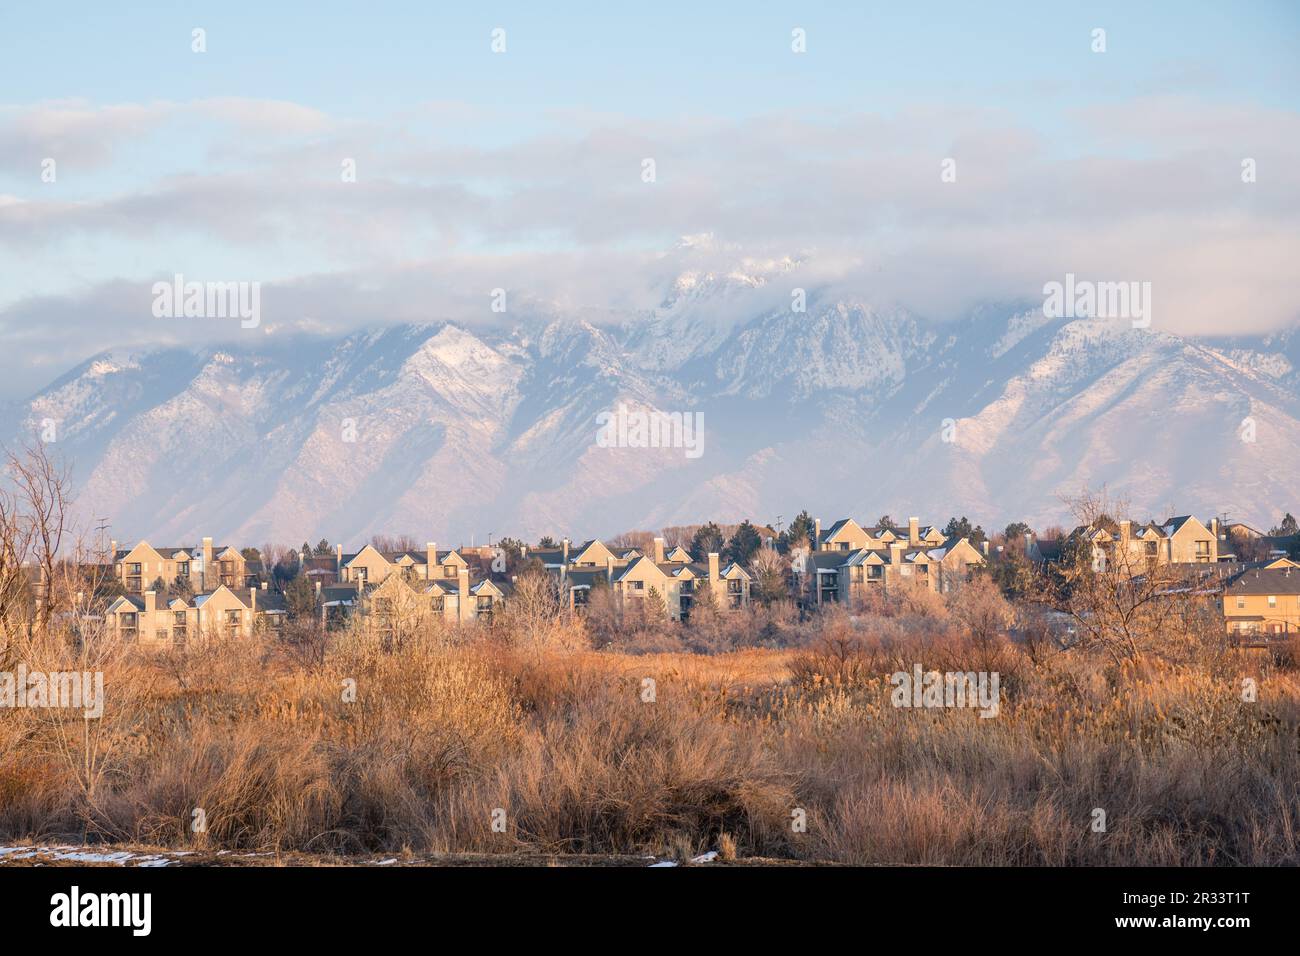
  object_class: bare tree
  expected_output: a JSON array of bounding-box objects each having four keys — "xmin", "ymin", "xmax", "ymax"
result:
[{"xmin": 1048, "ymin": 488, "xmax": 1179, "ymax": 662}]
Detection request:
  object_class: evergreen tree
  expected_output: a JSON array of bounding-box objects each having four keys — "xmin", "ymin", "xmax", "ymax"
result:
[
  {"xmin": 690, "ymin": 522, "xmax": 725, "ymax": 559},
  {"xmin": 781, "ymin": 510, "xmax": 815, "ymax": 553},
  {"xmin": 726, "ymin": 520, "xmax": 762, "ymax": 565},
  {"xmin": 284, "ymin": 573, "xmax": 317, "ymax": 620}
]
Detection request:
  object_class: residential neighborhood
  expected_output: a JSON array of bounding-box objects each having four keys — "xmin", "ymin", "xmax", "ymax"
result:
[{"xmin": 83, "ymin": 509, "xmax": 1300, "ymax": 647}]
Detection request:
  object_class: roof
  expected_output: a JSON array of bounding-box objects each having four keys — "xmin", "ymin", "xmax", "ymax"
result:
[
  {"xmin": 1227, "ymin": 567, "xmax": 1300, "ymax": 596},
  {"xmin": 565, "ymin": 568, "xmax": 608, "ymax": 588}
]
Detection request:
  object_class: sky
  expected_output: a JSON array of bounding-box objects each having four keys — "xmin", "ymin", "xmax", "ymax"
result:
[{"xmin": 1, "ymin": 0, "xmax": 1298, "ymax": 398}]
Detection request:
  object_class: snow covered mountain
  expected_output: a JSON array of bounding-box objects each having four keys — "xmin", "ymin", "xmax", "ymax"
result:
[{"xmin": 6, "ymin": 288, "xmax": 1300, "ymax": 546}]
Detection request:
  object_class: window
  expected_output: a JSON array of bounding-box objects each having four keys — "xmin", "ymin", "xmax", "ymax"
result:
[
  {"xmin": 477, "ymin": 595, "xmax": 493, "ymax": 610},
  {"xmin": 120, "ymin": 612, "xmax": 137, "ymax": 641},
  {"xmin": 431, "ymin": 596, "xmax": 445, "ymax": 612},
  {"xmin": 628, "ymin": 580, "xmax": 644, "ymax": 590},
  {"xmin": 1236, "ymin": 596, "xmax": 1245, "ymax": 609},
  {"xmin": 1268, "ymin": 595, "xmax": 1277, "ymax": 608},
  {"xmin": 444, "ymin": 565, "xmax": 457, "ymax": 578},
  {"xmin": 155, "ymin": 629, "xmax": 168, "ymax": 642}
]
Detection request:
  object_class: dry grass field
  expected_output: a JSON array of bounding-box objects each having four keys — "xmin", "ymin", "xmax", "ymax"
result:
[{"xmin": 3, "ymin": 603, "xmax": 1299, "ymax": 866}]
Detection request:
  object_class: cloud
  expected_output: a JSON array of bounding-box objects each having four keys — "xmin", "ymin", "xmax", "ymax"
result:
[{"xmin": 0, "ymin": 94, "xmax": 1298, "ymax": 398}]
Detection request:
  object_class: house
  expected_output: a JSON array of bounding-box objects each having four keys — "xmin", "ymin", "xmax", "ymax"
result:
[
  {"xmin": 111, "ymin": 537, "xmax": 258, "ymax": 594},
  {"xmin": 537, "ymin": 535, "xmax": 751, "ymax": 620},
  {"xmin": 337, "ymin": 558, "xmax": 511, "ymax": 633},
  {"xmin": 1065, "ymin": 516, "xmax": 1222, "ymax": 572},
  {"xmin": 1223, "ymin": 564, "xmax": 1300, "ymax": 641},
  {"xmin": 104, "ymin": 583, "xmax": 286, "ymax": 645},
  {"xmin": 801, "ymin": 516, "xmax": 986, "ymax": 604},
  {"xmin": 610, "ymin": 546, "xmax": 750, "ymax": 621},
  {"xmin": 337, "ymin": 542, "xmax": 469, "ymax": 587}
]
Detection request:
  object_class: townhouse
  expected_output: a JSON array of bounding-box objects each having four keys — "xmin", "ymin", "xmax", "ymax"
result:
[
  {"xmin": 104, "ymin": 583, "xmax": 286, "ymax": 645},
  {"xmin": 802, "ymin": 516, "xmax": 986, "ymax": 604},
  {"xmin": 354, "ymin": 559, "xmax": 506, "ymax": 630},
  {"xmin": 537, "ymin": 536, "xmax": 750, "ymax": 621},
  {"xmin": 1066, "ymin": 516, "xmax": 1221, "ymax": 572},
  {"xmin": 1222, "ymin": 559, "xmax": 1300, "ymax": 641},
  {"xmin": 111, "ymin": 537, "xmax": 258, "ymax": 594}
]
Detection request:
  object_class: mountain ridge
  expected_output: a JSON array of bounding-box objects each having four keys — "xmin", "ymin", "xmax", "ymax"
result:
[{"xmin": 8, "ymin": 298, "xmax": 1299, "ymax": 545}]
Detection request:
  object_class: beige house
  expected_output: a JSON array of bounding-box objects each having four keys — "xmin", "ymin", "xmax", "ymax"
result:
[
  {"xmin": 105, "ymin": 583, "xmax": 285, "ymax": 645},
  {"xmin": 1073, "ymin": 516, "xmax": 1221, "ymax": 572},
  {"xmin": 1223, "ymin": 563, "xmax": 1300, "ymax": 640},
  {"xmin": 112, "ymin": 537, "xmax": 256, "ymax": 594},
  {"xmin": 540, "ymin": 536, "xmax": 751, "ymax": 620},
  {"xmin": 339, "ymin": 559, "xmax": 511, "ymax": 633},
  {"xmin": 803, "ymin": 517, "xmax": 986, "ymax": 605},
  {"xmin": 610, "ymin": 546, "xmax": 751, "ymax": 621},
  {"xmin": 337, "ymin": 543, "xmax": 469, "ymax": 587}
]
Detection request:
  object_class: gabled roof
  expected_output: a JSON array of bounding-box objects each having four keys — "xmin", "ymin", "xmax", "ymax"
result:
[
  {"xmin": 1227, "ymin": 567, "xmax": 1300, "ymax": 596},
  {"xmin": 821, "ymin": 518, "xmax": 863, "ymax": 543},
  {"xmin": 612, "ymin": 554, "xmax": 669, "ymax": 584}
]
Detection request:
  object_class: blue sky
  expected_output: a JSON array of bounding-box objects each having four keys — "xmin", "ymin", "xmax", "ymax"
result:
[{"xmin": 1, "ymin": 0, "xmax": 1298, "ymax": 396}]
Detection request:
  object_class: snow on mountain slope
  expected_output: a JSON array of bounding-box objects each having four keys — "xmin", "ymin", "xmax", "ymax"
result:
[{"xmin": 7, "ymin": 298, "xmax": 1299, "ymax": 545}]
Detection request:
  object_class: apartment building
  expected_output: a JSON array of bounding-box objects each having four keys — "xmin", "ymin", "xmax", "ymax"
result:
[
  {"xmin": 1223, "ymin": 562, "xmax": 1300, "ymax": 639},
  {"xmin": 1069, "ymin": 516, "xmax": 1221, "ymax": 572},
  {"xmin": 336, "ymin": 542, "xmax": 472, "ymax": 587},
  {"xmin": 104, "ymin": 583, "xmax": 286, "ymax": 645},
  {"xmin": 542, "ymin": 536, "xmax": 750, "ymax": 621},
  {"xmin": 352, "ymin": 561, "xmax": 505, "ymax": 630},
  {"xmin": 802, "ymin": 516, "xmax": 986, "ymax": 604},
  {"xmin": 111, "ymin": 537, "xmax": 258, "ymax": 594}
]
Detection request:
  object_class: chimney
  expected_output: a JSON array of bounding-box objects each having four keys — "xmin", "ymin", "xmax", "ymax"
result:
[
  {"xmin": 1120, "ymin": 519, "xmax": 1132, "ymax": 542},
  {"xmin": 890, "ymin": 542, "xmax": 904, "ymax": 566},
  {"xmin": 982, "ymin": 540, "xmax": 990, "ymax": 556},
  {"xmin": 427, "ymin": 541, "xmax": 437, "ymax": 577},
  {"xmin": 144, "ymin": 590, "xmax": 157, "ymax": 614},
  {"xmin": 708, "ymin": 551, "xmax": 720, "ymax": 581},
  {"xmin": 336, "ymin": 543, "xmax": 343, "ymax": 572},
  {"xmin": 110, "ymin": 539, "xmax": 118, "ymax": 558},
  {"xmin": 1024, "ymin": 532, "xmax": 1034, "ymax": 552},
  {"xmin": 457, "ymin": 567, "xmax": 470, "ymax": 620},
  {"xmin": 1210, "ymin": 517, "xmax": 1221, "ymax": 539},
  {"xmin": 203, "ymin": 537, "xmax": 214, "ymax": 588},
  {"xmin": 260, "ymin": 580, "xmax": 267, "ymax": 591},
  {"xmin": 653, "ymin": 537, "xmax": 665, "ymax": 564},
  {"xmin": 908, "ymin": 516, "xmax": 919, "ymax": 545},
  {"xmin": 606, "ymin": 554, "xmax": 615, "ymax": 584},
  {"xmin": 251, "ymin": 585, "xmax": 257, "ymax": 615},
  {"xmin": 813, "ymin": 519, "xmax": 822, "ymax": 550}
]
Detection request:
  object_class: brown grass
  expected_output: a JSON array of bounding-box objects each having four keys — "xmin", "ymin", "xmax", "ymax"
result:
[{"xmin": 2, "ymin": 619, "xmax": 1298, "ymax": 865}]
